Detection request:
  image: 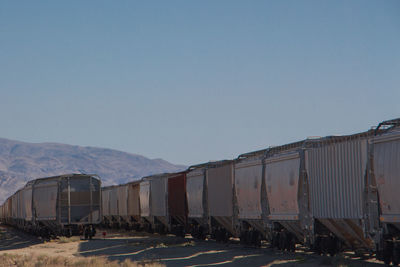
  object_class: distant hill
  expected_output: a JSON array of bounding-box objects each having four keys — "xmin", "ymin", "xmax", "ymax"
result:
[{"xmin": 0, "ymin": 138, "xmax": 186, "ymax": 203}]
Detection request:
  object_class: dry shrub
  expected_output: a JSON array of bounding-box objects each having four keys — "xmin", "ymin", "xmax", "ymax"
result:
[{"xmin": 0, "ymin": 253, "xmax": 165, "ymax": 267}]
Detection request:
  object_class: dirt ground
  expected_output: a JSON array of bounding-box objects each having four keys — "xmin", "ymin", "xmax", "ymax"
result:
[{"xmin": 0, "ymin": 225, "xmax": 388, "ymax": 267}]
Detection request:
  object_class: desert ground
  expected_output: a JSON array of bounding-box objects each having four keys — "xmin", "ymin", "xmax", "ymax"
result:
[{"xmin": 0, "ymin": 224, "xmax": 388, "ymax": 267}]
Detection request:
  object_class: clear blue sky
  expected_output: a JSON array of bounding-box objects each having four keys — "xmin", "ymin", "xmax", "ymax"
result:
[{"xmin": 1, "ymin": 1, "xmax": 399, "ymax": 165}]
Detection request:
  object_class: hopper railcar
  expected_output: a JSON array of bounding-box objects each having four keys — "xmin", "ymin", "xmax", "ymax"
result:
[
  {"xmin": 94, "ymin": 118, "xmax": 400, "ymax": 263},
  {"xmin": 234, "ymin": 151, "xmax": 268, "ymax": 246},
  {"xmin": 138, "ymin": 172, "xmax": 188, "ymax": 236},
  {"xmin": 139, "ymin": 174, "xmax": 169, "ymax": 234},
  {"xmin": 2, "ymin": 118, "xmax": 398, "ymax": 263},
  {"xmin": 186, "ymin": 163, "xmax": 209, "ymax": 240},
  {"xmin": 101, "ymin": 182, "xmax": 142, "ymax": 230},
  {"xmin": 371, "ymin": 119, "xmax": 400, "ymax": 265},
  {"xmin": 206, "ymin": 160, "xmax": 238, "ymax": 242},
  {"xmin": 0, "ymin": 174, "xmax": 101, "ymax": 239},
  {"xmin": 167, "ymin": 171, "xmax": 188, "ymax": 237}
]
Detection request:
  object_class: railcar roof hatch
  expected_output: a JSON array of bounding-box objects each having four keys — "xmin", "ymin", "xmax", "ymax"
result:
[{"xmin": 375, "ymin": 118, "xmax": 400, "ymax": 135}]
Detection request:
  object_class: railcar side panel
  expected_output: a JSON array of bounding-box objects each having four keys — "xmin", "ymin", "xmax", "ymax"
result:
[
  {"xmin": 33, "ymin": 180, "xmax": 58, "ymax": 221},
  {"xmin": 235, "ymin": 159, "xmax": 263, "ymax": 219},
  {"xmin": 373, "ymin": 129, "xmax": 400, "ymax": 223},
  {"xmin": 11, "ymin": 193, "xmax": 18, "ymax": 219},
  {"xmin": 150, "ymin": 177, "xmax": 168, "ymax": 217},
  {"xmin": 108, "ymin": 186, "xmax": 119, "ymax": 216},
  {"xmin": 101, "ymin": 188, "xmax": 111, "ymax": 217},
  {"xmin": 22, "ymin": 186, "xmax": 32, "ymax": 221},
  {"xmin": 265, "ymin": 152, "xmax": 300, "ymax": 220},
  {"xmin": 139, "ymin": 181, "xmax": 151, "ymax": 217},
  {"xmin": 127, "ymin": 183, "xmax": 140, "ymax": 217},
  {"xmin": 68, "ymin": 176, "xmax": 101, "ymax": 223},
  {"xmin": 168, "ymin": 173, "xmax": 187, "ymax": 218},
  {"xmin": 306, "ymin": 137, "xmax": 372, "ymax": 249},
  {"xmin": 117, "ymin": 185, "xmax": 128, "ymax": 217},
  {"xmin": 306, "ymin": 139, "xmax": 367, "ymax": 219},
  {"xmin": 186, "ymin": 169, "xmax": 205, "ymax": 218},
  {"xmin": 207, "ymin": 163, "xmax": 233, "ymax": 217}
]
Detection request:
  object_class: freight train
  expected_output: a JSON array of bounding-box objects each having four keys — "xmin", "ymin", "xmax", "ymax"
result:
[
  {"xmin": 0, "ymin": 174, "xmax": 101, "ymax": 239},
  {"xmin": 99, "ymin": 118, "xmax": 400, "ymax": 265},
  {"xmin": 1, "ymin": 118, "xmax": 400, "ymax": 265}
]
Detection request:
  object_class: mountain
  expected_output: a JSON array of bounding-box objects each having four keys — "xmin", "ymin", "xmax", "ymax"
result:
[{"xmin": 0, "ymin": 138, "xmax": 186, "ymax": 203}]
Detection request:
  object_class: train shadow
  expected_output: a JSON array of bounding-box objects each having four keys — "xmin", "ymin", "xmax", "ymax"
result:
[
  {"xmin": 77, "ymin": 234, "xmax": 386, "ymax": 267},
  {"xmin": 0, "ymin": 225, "xmax": 43, "ymax": 251}
]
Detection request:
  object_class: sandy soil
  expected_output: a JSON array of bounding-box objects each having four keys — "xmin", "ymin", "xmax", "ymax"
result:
[{"xmin": 0, "ymin": 225, "xmax": 388, "ymax": 266}]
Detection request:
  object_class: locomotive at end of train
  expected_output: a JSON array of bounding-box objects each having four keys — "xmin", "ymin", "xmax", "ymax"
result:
[{"xmin": 0, "ymin": 174, "xmax": 101, "ymax": 239}]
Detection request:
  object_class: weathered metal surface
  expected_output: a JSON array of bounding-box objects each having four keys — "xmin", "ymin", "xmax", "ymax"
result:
[
  {"xmin": 319, "ymin": 218, "xmax": 373, "ymax": 249},
  {"xmin": 108, "ymin": 186, "xmax": 119, "ymax": 216},
  {"xmin": 306, "ymin": 138, "xmax": 368, "ymax": 219},
  {"xmin": 89, "ymin": 177, "xmax": 101, "ymax": 223},
  {"xmin": 168, "ymin": 172, "xmax": 187, "ymax": 218},
  {"xmin": 207, "ymin": 162, "xmax": 234, "ymax": 217},
  {"xmin": 139, "ymin": 181, "xmax": 151, "ymax": 217},
  {"xmin": 186, "ymin": 168, "xmax": 206, "ymax": 218},
  {"xmin": 127, "ymin": 182, "xmax": 140, "ymax": 217},
  {"xmin": 373, "ymin": 128, "xmax": 400, "ymax": 222},
  {"xmin": 117, "ymin": 185, "xmax": 128, "ymax": 217},
  {"xmin": 21, "ymin": 186, "xmax": 32, "ymax": 221},
  {"xmin": 234, "ymin": 158, "xmax": 263, "ymax": 219},
  {"xmin": 7, "ymin": 198, "xmax": 12, "ymax": 220},
  {"xmin": 265, "ymin": 152, "xmax": 301, "ymax": 220},
  {"xmin": 11, "ymin": 193, "xmax": 18, "ymax": 219},
  {"xmin": 58, "ymin": 175, "xmax": 101, "ymax": 224},
  {"xmin": 150, "ymin": 176, "xmax": 168, "ymax": 217},
  {"xmin": 101, "ymin": 188, "xmax": 110, "ymax": 216},
  {"xmin": 33, "ymin": 179, "xmax": 58, "ymax": 221}
]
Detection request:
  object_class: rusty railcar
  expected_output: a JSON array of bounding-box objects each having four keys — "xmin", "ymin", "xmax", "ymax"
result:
[{"xmin": 167, "ymin": 171, "xmax": 187, "ymax": 237}]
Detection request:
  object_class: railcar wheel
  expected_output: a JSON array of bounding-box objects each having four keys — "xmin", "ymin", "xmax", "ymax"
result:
[
  {"xmin": 222, "ymin": 230, "xmax": 229, "ymax": 243},
  {"xmin": 64, "ymin": 228, "xmax": 72, "ymax": 237},
  {"xmin": 84, "ymin": 228, "xmax": 89, "ymax": 240},
  {"xmin": 314, "ymin": 236, "xmax": 323, "ymax": 255},
  {"xmin": 239, "ymin": 231, "xmax": 245, "ymax": 245},
  {"xmin": 393, "ymin": 243, "xmax": 400, "ymax": 266},
  {"xmin": 214, "ymin": 229, "xmax": 220, "ymax": 242},
  {"xmin": 199, "ymin": 226, "xmax": 207, "ymax": 240},
  {"xmin": 328, "ymin": 236, "xmax": 338, "ymax": 257},
  {"xmin": 271, "ymin": 232, "xmax": 279, "ymax": 249},
  {"xmin": 288, "ymin": 235, "xmax": 296, "ymax": 252},
  {"xmin": 278, "ymin": 232, "xmax": 286, "ymax": 250},
  {"xmin": 383, "ymin": 241, "xmax": 393, "ymax": 265},
  {"xmin": 250, "ymin": 230, "xmax": 261, "ymax": 247}
]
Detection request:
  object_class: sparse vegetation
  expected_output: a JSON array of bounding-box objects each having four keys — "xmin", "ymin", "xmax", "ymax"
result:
[{"xmin": 0, "ymin": 253, "xmax": 165, "ymax": 267}]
